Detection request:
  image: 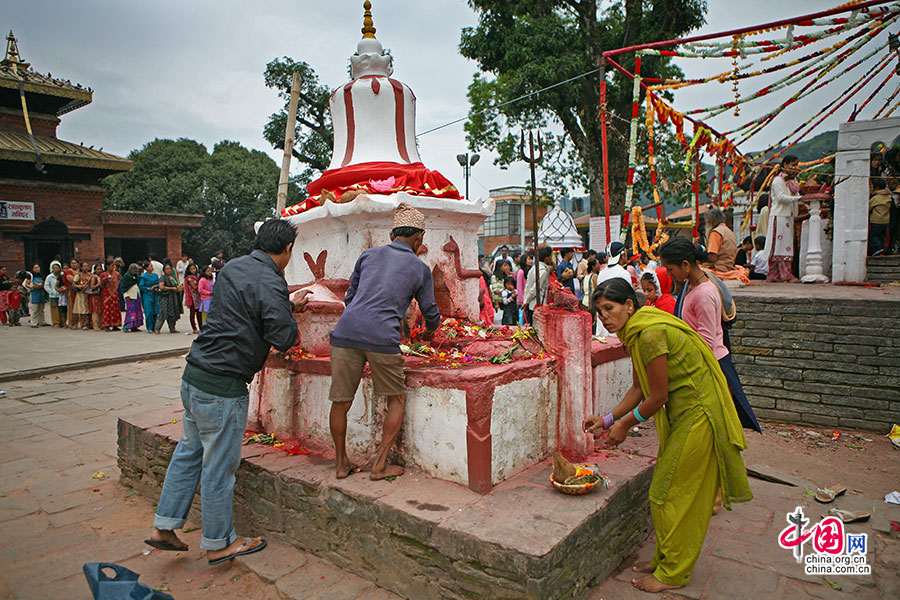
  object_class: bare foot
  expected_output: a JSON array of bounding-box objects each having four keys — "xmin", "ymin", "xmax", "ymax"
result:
[
  {"xmin": 335, "ymin": 460, "xmax": 360, "ymax": 479},
  {"xmin": 192, "ymin": 329, "xmax": 200, "ymax": 334},
  {"xmin": 148, "ymin": 528, "xmax": 188, "ymax": 550},
  {"xmin": 370, "ymin": 464, "xmax": 404, "ymax": 481},
  {"xmin": 207, "ymin": 536, "xmax": 265, "ymax": 564},
  {"xmin": 631, "ymin": 560, "xmax": 655, "ymax": 573},
  {"xmin": 632, "ymin": 574, "xmax": 682, "ymax": 593},
  {"xmin": 712, "ymin": 489, "xmax": 723, "ymax": 515}
]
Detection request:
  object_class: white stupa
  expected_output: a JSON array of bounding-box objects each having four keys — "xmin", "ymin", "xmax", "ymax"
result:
[
  {"xmin": 298, "ymin": 0, "xmax": 459, "ymax": 205},
  {"xmin": 538, "ymin": 200, "xmax": 585, "ymax": 249},
  {"xmin": 277, "ymin": 1, "xmax": 494, "ymax": 320},
  {"xmin": 327, "ymin": 1, "xmax": 420, "ymax": 169}
]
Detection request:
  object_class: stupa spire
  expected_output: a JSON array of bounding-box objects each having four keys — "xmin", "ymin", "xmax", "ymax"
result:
[
  {"xmin": 2, "ymin": 31, "xmax": 30, "ymax": 71},
  {"xmin": 351, "ymin": 1, "xmax": 391, "ymax": 79},
  {"xmin": 361, "ymin": 1, "xmax": 377, "ymax": 39}
]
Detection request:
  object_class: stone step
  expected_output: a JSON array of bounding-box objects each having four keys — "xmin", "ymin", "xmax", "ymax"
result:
[
  {"xmin": 867, "ymin": 255, "xmax": 900, "ymax": 266},
  {"xmin": 866, "ymin": 256, "xmax": 900, "ymax": 282},
  {"xmin": 118, "ymin": 407, "xmax": 659, "ymax": 600}
]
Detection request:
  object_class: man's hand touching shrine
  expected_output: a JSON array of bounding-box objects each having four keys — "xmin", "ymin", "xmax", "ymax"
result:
[{"xmin": 292, "ymin": 289, "xmax": 313, "ymax": 313}]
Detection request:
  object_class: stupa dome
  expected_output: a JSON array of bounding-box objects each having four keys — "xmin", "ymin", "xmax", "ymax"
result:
[{"xmin": 539, "ymin": 200, "xmax": 585, "ymax": 249}]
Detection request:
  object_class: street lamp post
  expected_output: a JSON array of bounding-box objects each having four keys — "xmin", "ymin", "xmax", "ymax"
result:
[{"xmin": 456, "ymin": 152, "xmax": 480, "ymax": 199}]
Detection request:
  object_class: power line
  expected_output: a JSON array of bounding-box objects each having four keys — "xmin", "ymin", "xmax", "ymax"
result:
[{"xmin": 416, "ymin": 67, "xmax": 602, "ymax": 138}]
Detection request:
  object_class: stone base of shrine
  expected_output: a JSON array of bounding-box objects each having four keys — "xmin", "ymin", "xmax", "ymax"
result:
[{"xmin": 118, "ymin": 407, "xmax": 657, "ymax": 600}]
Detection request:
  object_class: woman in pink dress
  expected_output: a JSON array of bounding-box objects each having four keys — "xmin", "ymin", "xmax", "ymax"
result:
[{"xmin": 197, "ymin": 265, "xmax": 215, "ymax": 326}]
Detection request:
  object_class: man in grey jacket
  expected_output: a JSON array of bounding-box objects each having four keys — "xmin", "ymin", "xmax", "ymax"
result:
[{"xmin": 145, "ymin": 219, "xmax": 311, "ymax": 566}]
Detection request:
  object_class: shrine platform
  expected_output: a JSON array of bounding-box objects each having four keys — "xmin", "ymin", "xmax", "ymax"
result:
[
  {"xmin": 728, "ymin": 282, "xmax": 900, "ymax": 433},
  {"xmin": 118, "ymin": 406, "xmax": 657, "ymax": 600}
]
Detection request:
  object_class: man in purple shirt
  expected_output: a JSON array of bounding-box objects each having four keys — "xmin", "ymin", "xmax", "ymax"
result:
[{"xmin": 329, "ymin": 204, "xmax": 440, "ymax": 480}]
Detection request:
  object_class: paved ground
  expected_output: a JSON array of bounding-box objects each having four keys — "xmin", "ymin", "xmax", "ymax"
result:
[
  {"xmin": 1, "ymin": 352, "xmax": 898, "ymax": 598},
  {"xmin": 0, "ymin": 311, "xmax": 193, "ymax": 380}
]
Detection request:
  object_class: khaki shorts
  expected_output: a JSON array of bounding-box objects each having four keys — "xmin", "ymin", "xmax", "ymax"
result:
[{"xmin": 329, "ymin": 345, "xmax": 406, "ymax": 402}]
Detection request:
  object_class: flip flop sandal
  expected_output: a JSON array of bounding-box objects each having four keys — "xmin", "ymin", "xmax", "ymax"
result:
[
  {"xmin": 208, "ymin": 538, "xmax": 267, "ymax": 565},
  {"xmin": 827, "ymin": 508, "xmax": 871, "ymax": 524},
  {"xmin": 144, "ymin": 539, "xmax": 188, "ymax": 552},
  {"xmin": 814, "ymin": 486, "xmax": 847, "ymax": 503}
]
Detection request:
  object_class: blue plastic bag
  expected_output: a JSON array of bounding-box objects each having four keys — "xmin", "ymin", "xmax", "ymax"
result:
[{"xmin": 83, "ymin": 563, "xmax": 174, "ymax": 600}]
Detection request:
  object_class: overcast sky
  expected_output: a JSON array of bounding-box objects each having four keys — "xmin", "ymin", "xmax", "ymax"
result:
[{"xmin": 7, "ymin": 1, "xmax": 898, "ymax": 199}]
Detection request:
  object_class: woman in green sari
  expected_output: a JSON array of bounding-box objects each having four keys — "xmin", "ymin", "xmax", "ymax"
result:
[{"xmin": 583, "ymin": 278, "xmax": 752, "ymax": 593}]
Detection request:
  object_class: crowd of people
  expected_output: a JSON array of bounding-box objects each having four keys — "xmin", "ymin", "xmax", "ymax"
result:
[
  {"xmin": 0, "ymin": 252, "xmax": 227, "ymax": 333},
  {"xmin": 480, "ymin": 237, "xmax": 721, "ymax": 329}
]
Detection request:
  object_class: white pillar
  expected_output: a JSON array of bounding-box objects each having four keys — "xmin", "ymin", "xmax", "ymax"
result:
[
  {"xmin": 832, "ymin": 117, "xmax": 900, "ymax": 282},
  {"xmin": 831, "ymin": 149, "xmax": 869, "ymax": 283},
  {"xmin": 801, "ymin": 197, "xmax": 829, "ymax": 283}
]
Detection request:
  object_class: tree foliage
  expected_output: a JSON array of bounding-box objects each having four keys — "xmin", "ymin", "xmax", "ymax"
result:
[
  {"xmin": 262, "ymin": 57, "xmax": 334, "ymax": 187},
  {"xmin": 102, "ymin": 138, "xmax": 302, "ymax": 260},
  {"xmin": 460, "ymin": 0, "xmax": 707, "ymax": 216}
]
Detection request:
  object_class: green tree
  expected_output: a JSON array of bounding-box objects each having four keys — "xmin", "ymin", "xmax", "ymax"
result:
[
  {"xmin": 460, "ymin": 0, "xmax": 707, "ymax": 216},
  {"xmin": 103, "ymin": 138, "xmax": 301, "ymax": 260},
  {"xmin": 262, "ymin": 57, "xmax": 334, "ymax": 186}
]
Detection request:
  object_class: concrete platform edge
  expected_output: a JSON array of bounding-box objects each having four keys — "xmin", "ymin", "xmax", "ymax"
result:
[{"xmin": 0, "ymin": 346, "xmax": 190, "ymax": 382}]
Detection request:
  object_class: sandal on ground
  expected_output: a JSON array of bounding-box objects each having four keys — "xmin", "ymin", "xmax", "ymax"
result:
[
  {"xmin": 826, "ymin": 508, "xmax": 871, "ymax": 523},
  {"xmin": 208, "ymin": 538, "xmax": 267, "ymax": 565},
  {"xmin": 144, "ymin": 539, "xmax": 188, "ymax": 552},
  {"xmin": 814, "ymin": 486, "xmax": 847, "ymax": 503}
]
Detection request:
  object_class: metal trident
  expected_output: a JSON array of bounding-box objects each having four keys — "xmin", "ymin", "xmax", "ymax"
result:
[{"xmin": 519, "ymin": 130, "xmax": 544, "ymax": 306}]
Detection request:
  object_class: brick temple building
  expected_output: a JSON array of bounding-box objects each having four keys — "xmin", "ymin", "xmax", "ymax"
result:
[{"xmin": 0, "ymin": 32, "xmax": 202, "ymax": 271}]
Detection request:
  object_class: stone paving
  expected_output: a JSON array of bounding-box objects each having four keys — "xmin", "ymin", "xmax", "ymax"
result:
[
  {"xmin": 0, "ymin": 311, "xmax": 193, "ymax": 380},
  {"xmin": 0, "ymin": 354, "xmax": 898, "ymax": 599}
]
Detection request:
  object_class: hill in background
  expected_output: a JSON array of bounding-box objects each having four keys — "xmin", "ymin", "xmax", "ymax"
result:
[{"xmin": 750, "ymin": 130, "xmax": 838, "ymax": 163}]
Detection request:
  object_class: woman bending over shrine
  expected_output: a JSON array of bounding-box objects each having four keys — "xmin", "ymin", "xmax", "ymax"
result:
[{"xmin": 583, "ymin": 278, "xmax": 752, "ymax": 593}]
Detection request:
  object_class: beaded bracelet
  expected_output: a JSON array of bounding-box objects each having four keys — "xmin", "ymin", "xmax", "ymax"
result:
[
  {"xmin": 601, "ymin": 412, "xmax": 615, "ymax": 430},
  {"xmin": 633, "ymin": 406, "xmax": 648, "ymax": 423}
]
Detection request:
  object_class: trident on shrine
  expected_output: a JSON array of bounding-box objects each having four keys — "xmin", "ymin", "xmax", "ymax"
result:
[{"xmin": 519, "ymin": 129, "xmax": 544, "ymax": 305}]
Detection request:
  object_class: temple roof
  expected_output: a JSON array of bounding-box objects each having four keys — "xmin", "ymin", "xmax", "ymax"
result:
[
  {"xmin": 0, "ymin": 31, "xmax": 92, "ymax": 116},
  {"xmin": 0, "ymin": 130, "xmax": 132, "ymax": 172}
]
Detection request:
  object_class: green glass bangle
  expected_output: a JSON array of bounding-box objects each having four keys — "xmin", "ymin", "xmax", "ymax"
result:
[{"xmin": 633, "ymin": 406, "xmax": 648, "ymax": 423}]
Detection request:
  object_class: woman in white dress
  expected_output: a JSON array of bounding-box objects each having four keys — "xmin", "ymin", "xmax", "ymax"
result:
[{"xmin": 760, "ymin": 155, "xmax": 804, "ymax": 282}]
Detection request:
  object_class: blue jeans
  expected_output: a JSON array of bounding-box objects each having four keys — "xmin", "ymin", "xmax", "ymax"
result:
[{"xmin": 154, "ymin": 380, "xmax": 248, "ymax": 550}]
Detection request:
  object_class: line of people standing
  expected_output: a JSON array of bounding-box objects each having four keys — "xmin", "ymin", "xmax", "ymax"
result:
[{"xmin": 1, "ymin": 252, "xmax": 223, "ymax": 333}]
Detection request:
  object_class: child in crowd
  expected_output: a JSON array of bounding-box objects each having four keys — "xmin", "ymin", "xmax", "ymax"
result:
[
  {"xmin": 6, "ymin": 272, "xmax": 27, "ymax": 326},
  {"xmin": 500, "ymin": 277, "xmax": 518, "ymax": 325},
  {"xmin": 639, "ymin": 267, "xmax": 676, "ymax": 314},
  {"xmin": 197, "ymin": 265, "xmax": 215, "ymax": 325},
  {"xmin": 735, "ymin": 236, "xmax": 753, "ymax": 268},
  {"xmin": 56, "ymin": 268, "xmax": 68, "ymax": 325},
  {"xmin": 748, "ymin": 236, "xmax": 768, "ymax": 280}
]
